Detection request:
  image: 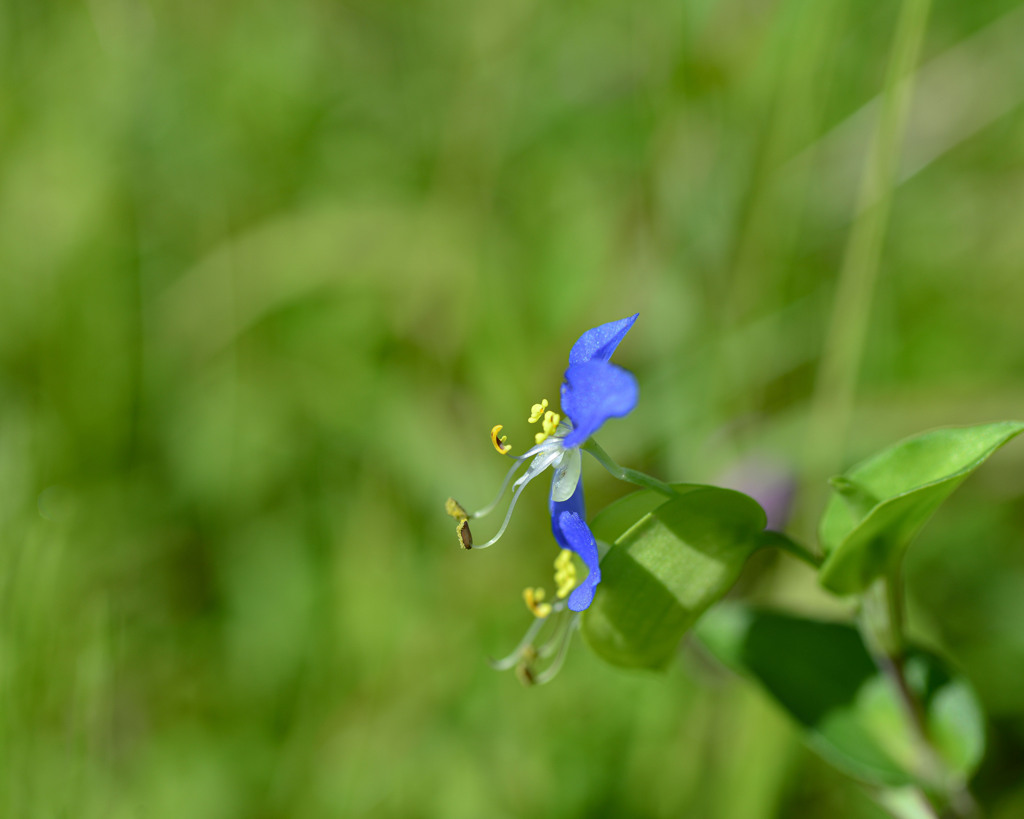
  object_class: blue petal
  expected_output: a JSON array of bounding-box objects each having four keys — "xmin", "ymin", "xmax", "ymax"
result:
[
  {"xmin": 555, "ymin": 511, "xmax": 601, "ymax": 611},
  {"xmin": 560, "ymin": 360, "xmax": 638, "ymax": 448},
  {"xmin": 550, "ymin": 474, "xmax": 585, "ymax": 547},
  {"xmin": 568, "ymin": 314, "xmax": 638, "ymax": 366}
]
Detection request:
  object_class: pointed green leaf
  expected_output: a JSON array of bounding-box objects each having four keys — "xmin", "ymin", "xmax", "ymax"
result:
[
  {"xmin": 697, "ymin": 605, "xmax": 985, "ymax": 788},
  {"xmin": 829, "ymin": 475, "xmax": 880, "ymax": 520},
  {"xmin": 819, "ymin": 421, "xmax": 1024, "ymax": 594},
  {"xmin": 581, "ymin": 487, "xmax": 765, "ymax": 669}
]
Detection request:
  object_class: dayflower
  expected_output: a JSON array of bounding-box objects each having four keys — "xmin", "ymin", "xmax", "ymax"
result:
[{"xmin": 446, "ymin": 314, "xmax": 639, "ymax": 615}]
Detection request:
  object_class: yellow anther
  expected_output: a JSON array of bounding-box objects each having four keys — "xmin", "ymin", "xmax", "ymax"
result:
[
  {"xmin": 523, "ymin": 586, "xmax": 552, "ymax": 619},
  {"xmin": 534, "ymin": 410, "xmax": 562, "ymax": 445},
  {"xmin": 554, "ymin": 549, "xmax": 577, "ymax": 599},
  {"xmin": 446, "ymin": 498, "xmax": 472, "ymax": 548},
  {"xmin": 490, "ymin": 424, "xmax": 511, "ymax": 454},
  {"xmin": 528, "ymin": 399, "xmax": 563, "ymax": 444},
  {"xmin": 445, "ymin": 497, "xmax": 469, "ymax": 522},
  {"xmin": 528, "ymin": 399, "xmax": 549, "ymax": 424}
]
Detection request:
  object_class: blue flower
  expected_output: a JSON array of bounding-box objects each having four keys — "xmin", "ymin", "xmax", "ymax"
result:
[{"xmin": 449, "ymin": 314, "xmax": 639, "ymax": 613}]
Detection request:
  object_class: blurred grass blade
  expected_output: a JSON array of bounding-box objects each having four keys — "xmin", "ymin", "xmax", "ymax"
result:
[
  {"xmin": 819, "ymin": 421, "xmax": 1024, "ymax": 594},
  {"xmin": 805, "ymin": 0, "xmax": 932, "ymax": 481},
  {"xmin": 790, "ymin": 4, "xmax": 1024, "ymax": 217}
]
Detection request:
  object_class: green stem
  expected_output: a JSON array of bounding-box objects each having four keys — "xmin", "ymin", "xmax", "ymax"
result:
[
  {"xmin": 887, "ymin": 561, "xmax": 906, "ymax": 656},
  {"xmin": 755, "ymin": 530, "xmax": 823, "ymax": 569},
  {"xmin": 584, "ymin": 442, "xmax": 825, "ymax": 571},
  {"xmin": 581, "ymin": 439, "xmax": 678, "ymax": 499},
  {"xmin": 862, "ymin": 573, "xmax": 978, "ymax": 818}
]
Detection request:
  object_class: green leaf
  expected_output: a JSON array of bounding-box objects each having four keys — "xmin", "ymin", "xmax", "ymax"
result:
[
  {"xmin": 819, "ymin": 421, "xmax": 1024, "ymax": 594},
  {"xmin": 589, "ymin": 483, "xmax": 702, "ymax": 553},
  {"xmin": 697, "ymin": 605, "xmax": 986, "ymax": 788},
  {"xmin": 581, "ymin": 486, "xmax": 765, "ymax": 669},
  {"xmin": 829, "ymin": 475, "xmax": 880, "ymax": 520}
]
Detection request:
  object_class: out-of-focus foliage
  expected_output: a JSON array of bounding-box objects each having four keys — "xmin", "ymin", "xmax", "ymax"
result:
[
  {"xmin": 2, "ymin": 0, "xmax": 1024, "ymax": 817},
  {"xmin": 699, "ymin": 604, "xmax": 986, "ymax": 792}
]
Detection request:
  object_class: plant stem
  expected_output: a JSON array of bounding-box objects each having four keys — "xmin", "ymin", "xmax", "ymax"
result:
[
  {"xmin": 887, "ymin": 560, "xmax": 907, "ymax": 656},
  {"xmin": 581, "ymin": 440, "xmax": 678, "ymax": 499},
  {"xmin": 755, "ymin": 530, "xmax": 824, "ymax": 569},
  {"xmin": 583, "ymin": 443, "xmax": 827, "ymax": 571},
  {"xmin": 866, "ymin": 575, "xmax": 929, "ymax": 745},
  {"xmin": 863, "ymin": 573, "xmax": 979, "ymax": 819}
]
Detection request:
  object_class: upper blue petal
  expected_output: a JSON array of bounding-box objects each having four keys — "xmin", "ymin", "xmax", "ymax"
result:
[
  {"xmin": 550, "ymin": 474, "xmax": 585, "ymax": 548},
  {"xmin": 568, "ymin": 314, "xmax": 638, "ymax": 366},
  {"xmin": 560, "ymin": 360, "xmax": 638, "ymax": 448},
  {"xmin": 555, "ymin": 511, "xmax": 602, "ymax": 611}
]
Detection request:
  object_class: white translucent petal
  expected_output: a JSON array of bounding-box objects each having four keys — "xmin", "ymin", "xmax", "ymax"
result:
[{"xmin": 550, "ymin": 446, "xmax": 582, "ymax": 502}]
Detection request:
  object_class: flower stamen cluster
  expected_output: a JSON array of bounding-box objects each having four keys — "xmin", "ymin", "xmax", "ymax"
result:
[
  {"xmin": 521, "ymin": 549, "xmax": 578, "ymax": 619},
  {"xmin": 528, "ymin": 398, "xmax": 562, "ymax": 444},
  {"xmin": 554, "ymin": 549, "xmax": 577, "ymax": 599}
]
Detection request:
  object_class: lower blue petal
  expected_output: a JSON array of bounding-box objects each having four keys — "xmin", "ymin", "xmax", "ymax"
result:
[
  {"xmin": 550, "ymin": 475, "xmax": 585, "ymax": 548},
  {"xmin": 554, "ymin": 510, "xmax": 602, "ymax": 612}
]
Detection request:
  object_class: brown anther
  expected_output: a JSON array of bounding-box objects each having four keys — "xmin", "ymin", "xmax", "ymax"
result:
[
  {"xmin": 457, "ymin": 518, "xmax": 473, "ymax": 549},
  {"xmin": 515, "ymin": 661, "xmax": 536, "ymax": 687}
]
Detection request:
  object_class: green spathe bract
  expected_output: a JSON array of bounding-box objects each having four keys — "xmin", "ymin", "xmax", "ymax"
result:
[
  {"xmin": 696, "ymin": 604, "xmax": 985, "ymax": 790},
  {"xmin": 581, "ymin": 485, "xmax": 766, "ymax": 669},
  {"xmin": 819, "ymin": 421, "xmax": 1024, "ymax": 594}
]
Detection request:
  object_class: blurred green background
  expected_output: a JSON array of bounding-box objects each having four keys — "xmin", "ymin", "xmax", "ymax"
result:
[{"xmin": 2, "ymin": 0, "xmax": 1024, "ymax": 816}]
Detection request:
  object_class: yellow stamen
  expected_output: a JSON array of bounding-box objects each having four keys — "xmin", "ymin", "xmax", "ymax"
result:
[
  {"xmin": 554, "ymin": 549, "xmax": 577, "ymax": 599},
  {"xmin": 528, "ymin": 399, "xmax": 549, "ymax": 423},
  {"xmin": 528, "ymin": 399, "xmax": 563, "ymax": 444},
  {"xmin": 523, "ymin": 586, "xmax": 552, "ymax": 618},
  {"xmin": 446, "ymin": 498, "xmax": 472, "ymax": 548},
  {"xmin": 445, "ymin": 497, "xmax": 469, "ymax": 521},
  {"xmin": 534, "ymin": 410, "xmax": 561, "ymax": 445},
  {"xmin": 490, "ymin": 424, "xmax": 511, "ymax": 455},
  {"xmin": 542, "ymin": 411, "xmax": 560, "ymax": 437}
]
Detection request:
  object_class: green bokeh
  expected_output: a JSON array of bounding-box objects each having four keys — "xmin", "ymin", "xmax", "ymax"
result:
[{"xmin": 2, "ymin": 1, "xmax": 1024, "ymax": 816}]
